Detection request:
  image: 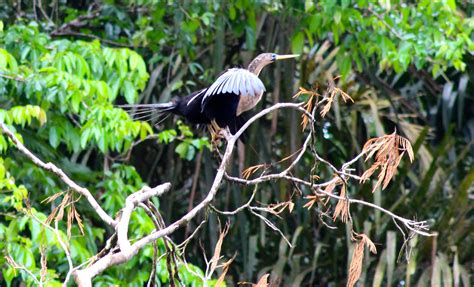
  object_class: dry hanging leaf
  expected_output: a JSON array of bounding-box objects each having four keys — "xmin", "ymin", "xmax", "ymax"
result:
[
  {"xmin": 41, "ymin": 191, "xmax": 64, "ymax": 204},
  {"xmin": 253, "ymin": 273, "xmax": 270, "ymax": 287},
  {"xmin": 301, "ymin": 94, "xmax": 315, "ymax": 131},
  {"xmin": 55, "ymin": 193, "xmax": 69, "ymax": 222},
  {"xmin": 303, "ymin": 195, "xmax": 319, "ymax": 210},
  {"xmin": 358, "ymin": 233, "xmax": 377, "ymax": 254},
  {"xmin": 45, "ymin": 191, "xmax": 85, "ymax": 238},
  {"xmin": 360, "ymin": 132, "xmax": 414, "ymax": 192},
  {"xmin": 266, "ymin": 201, "xmax": 293, "ymax": 215},
  {"xmin": 347, "ymin": 239, "xmax": 364, "ymax": 287},
  {"xmin": 242, "ymin": 164, "xmax": 266, "ymax": 179},
  {"xmin": 347, "ymin": 233, "xmax": 377, "ymax": 287},
  {"xmin": 67, "ymin": 204, "xmax": 74, "ymax": 238},
  {"xmin": 215, "ymin": 253, "xmax": 236, "ymax": 287},
  {"xmin": 320, "ymin": 78, "xmax": 354, "ymax": 118},
  {"xmin": 288, "ymin": 201, "xmax": 295, "ymax": 213},
  {"xmin": 293, "ymin": 87, "xmax": 319, "ymax": 131},
  {"xmin": 74, "ymin": 206, "xmax": 85, "ymax": 235},
  {"xmin": 209, "ymin": 222, "xmax": 230, "ymax": 276},
  {"xmin": 323, "ymin": 178, "xmax": 342, "ymax": 204},
  {"xmin": 333, "ymin": 184, "xmax": 350, "ymax": 222}
]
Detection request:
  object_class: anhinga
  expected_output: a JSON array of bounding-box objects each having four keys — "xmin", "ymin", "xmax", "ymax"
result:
[{"xmin": 120, "ymin": 53, "xmax": 299, "ymax": 136}]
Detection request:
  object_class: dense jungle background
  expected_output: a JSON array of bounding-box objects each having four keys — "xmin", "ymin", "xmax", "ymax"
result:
[{"xmin": 0, "ymin": 0, "xmax": 473, "ymax": 286}]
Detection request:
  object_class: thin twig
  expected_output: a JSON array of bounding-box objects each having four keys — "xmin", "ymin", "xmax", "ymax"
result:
[{"xmin": 0, "ymin": 122, "xmax": 117, "ymax": 227}]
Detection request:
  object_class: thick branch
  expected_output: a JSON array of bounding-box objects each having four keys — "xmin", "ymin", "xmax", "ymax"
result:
[
  {"xmin": 131, "ymin": 103, "xmax": 306, "ymax": 249},
  {"xmin": 73, "ymin": 103, "xmax": 306, "ymax": 285},
  {"xmin": 73, "ymin": 183, "xmax": 171, "ymax": 286}
]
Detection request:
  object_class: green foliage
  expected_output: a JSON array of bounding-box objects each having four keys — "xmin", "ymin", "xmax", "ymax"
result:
[
  {"xmin": 0, "ymin": 0, "xmax": 472, "ymax": 286},
  {"xmin": 295, "ymin": 1, "xmax": 473, "ymax": 79},
  {"xmin": 0, "ymin": 19, "xmax": 208, "ymax": 285},
  {"xmin": 174, "ymin": 121, "xmax": 210, "ymax": 161}
]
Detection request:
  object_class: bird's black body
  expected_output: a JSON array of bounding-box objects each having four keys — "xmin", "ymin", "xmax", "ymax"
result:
[
  {"xmin": 120, "ymin": 53, "xmax": 298, "ymax": 138},
  {"xmin": 172, "ymin": 89, "xmax": 209, "ymax": 124},
  {"xmin": 172, "ymin": 88, "xmax": 244, "ymax": 134}
]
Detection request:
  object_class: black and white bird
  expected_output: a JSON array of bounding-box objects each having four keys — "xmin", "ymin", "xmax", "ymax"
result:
[{"xmin": 120, "ymin": 53, "xmax": 299, "ymax": 136}]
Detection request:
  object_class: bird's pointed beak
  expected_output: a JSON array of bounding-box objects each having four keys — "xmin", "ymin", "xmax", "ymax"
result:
[{"xmin": 275, "ymin": 54, "xmax": 300, "ymax": 60}]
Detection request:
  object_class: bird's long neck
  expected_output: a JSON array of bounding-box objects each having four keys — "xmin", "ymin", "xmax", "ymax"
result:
[{"xmin": 247, "ymin": 58, "xmax": 267, "ymax": 76}]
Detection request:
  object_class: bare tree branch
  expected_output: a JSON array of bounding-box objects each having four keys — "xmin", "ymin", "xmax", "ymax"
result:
[
  {"xmin": 2, "ymin": 100, "xmax": 435, "ymax": 287},
  {"xmin": 73, "ymin": 183, "xmax": 171, "ymax": 286},
  {"xmin": 0, "ymin": 121, "xmax": 117, "ymax": 227}
]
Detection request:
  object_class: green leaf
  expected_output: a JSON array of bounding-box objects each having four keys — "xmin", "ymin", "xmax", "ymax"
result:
[
  {"xmin": 339, "ymin": 53, "xmax": 352, "ymax": 79},
  {"xmin": 309, "ymin": 14, "xmax": 322, "ymax": 33},
  {"xmin": 49, "ymin": 126, "xmax": 60, "ymax": 148},
  {"xmin": 245, "ymin": 26, "xmax": 256, "ymax": 51},
  {"xmin": 291, "ymin": 32, "xmax": 305, "ymax": 55},
  {"xmin": 129, "ymin": 51, "xmax": 139, "ymax": 71},
  {"xmin": 229, "ymin": 6, "xmax": 236, "ymax": 20},
  {"xmin": 158, "ymin": 129, "xmax": 177, "ymax": 144},
  {"xmin": 98, "ymin": 135, "xmax": 107, "ymax": 153},
  {"xmin": 123, "ymin": 80, "xmax": 137, "ymax": 104},
  {"xmin": 80, "ymin": 128, "xmax": 91, "ymax": 149},
  {"xmin": 333, "ymin": 11, "xmax": 342, "ymax": 24},
  {"xmin": 175, "ymin": 142, "xmax": 195, "ymax": 161},
  {"xmin": 3, "ymin": 267, "xmax": 15, "ymax": 286},
  {"xmin": 447, "ymin": 0, "xmax": 456, "ymax": 10}
]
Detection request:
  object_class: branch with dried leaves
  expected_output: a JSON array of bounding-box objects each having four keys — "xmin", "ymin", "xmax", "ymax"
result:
[
  {"xmin": 1, "ymin": 103, "xmax": 307, "ymax": 286},
  {"xmin": 0, "ymin": 121, "xmax": 117, "ymax": 227},
  {"xmin": 1, "ymin": 88, "xmax": 434, "ymax": 287}
]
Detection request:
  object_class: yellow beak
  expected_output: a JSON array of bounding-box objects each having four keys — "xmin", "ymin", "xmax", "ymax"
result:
[{"xmin": 275, "ymin": 54, "xmax": 300, "ymax": 60}]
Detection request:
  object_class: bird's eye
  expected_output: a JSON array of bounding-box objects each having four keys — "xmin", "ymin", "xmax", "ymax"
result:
[{"xmin": 271, "ymin": 54, "xmax": 277, "ymax": 61}]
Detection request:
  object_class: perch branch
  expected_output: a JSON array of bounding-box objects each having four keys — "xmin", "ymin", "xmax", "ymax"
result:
[{"xmin": 72, "ymin": 103, "xmax": 305, "ymax": 285}]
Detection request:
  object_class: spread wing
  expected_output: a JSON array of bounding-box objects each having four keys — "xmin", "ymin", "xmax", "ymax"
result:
[{"xmin": 201, "ymin": 68, "xmax": 265, "ymax": 108}]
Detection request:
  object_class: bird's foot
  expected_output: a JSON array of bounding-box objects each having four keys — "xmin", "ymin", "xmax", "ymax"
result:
[
  {"xmin": 208, "ymin": 121, "xmax": 222, "ymax": 151},
  {"xmin": 208, "ymin": 123, "xmax": 232, "ymax": 152},
  {"xmin": 218, "ymin": 128, "xmax": 232, "ymax": 142}
]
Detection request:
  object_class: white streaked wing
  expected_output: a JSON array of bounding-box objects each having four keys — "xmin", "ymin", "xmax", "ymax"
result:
[
  {"xmin": 203, "ymin": 68, "xmax": 265, "ymax": 103},
  {"xmin": 224, "ymin": 71, "xmax": 236, "ymax": 94},
  {"xmin": 232, "ymin": 70, "xmax": 241, "ymax": 95},
  {"xmin": 217, "ymin": 74, "xmax": 230, "ymax": 94},
  {"xmin": 186, "ymin": 89, "xmax": 206, "ymax": 106}
]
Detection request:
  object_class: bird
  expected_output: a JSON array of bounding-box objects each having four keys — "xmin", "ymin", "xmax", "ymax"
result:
[{"xmin": 120, "ymin": 53, "xmax": 299, "ymax": 138}]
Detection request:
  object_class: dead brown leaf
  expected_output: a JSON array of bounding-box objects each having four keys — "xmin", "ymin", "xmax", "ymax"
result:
[
  {"xmin": 242, "ymin": 164, "xmax": 266, "ymax": 179},
  {"xmin": 253, "ymin": 274, "xmax": 270, "ymax": 287},
  {"xmin": 320, "ymin": 78, "xmax": 354, "ymax": 118},
  {"xmin": 303, "ymin": 195, "xmax": 319, "ymax": 210},
  {"xmin": 347, "ymin": 233, "xmax": 377, "ymax": 287},
  {"xmin": 347, "ymin": 239, "xmax": 364, "ymax": 287},
  {"xmin": 323, "ymin": 178, "xmax": 342, "ymax": 204},
  {"xmin": 45, "ymin": 191, "xmax": 85, "ymax": 238},
  {"xmin": 215, "ymin": 253, "xmax": 236, "ymax": 287},
  {"xmin": 210, "ymin": 222, "xmax": 230, "ymax": 276},
  {"xmin": 293, "ymin": 87, "xmax": 319, "ymax": 131},
  {"xmin": 360, "ymin": 132, "xmax": 414, "ymax": 192},
  {"xmin": 288, "ymin": 201, "xmax": 295, "ymax": 213},
  {"xmin": 333, "ymin": 184, "xmax": 349, "ymax": 223},
  {"xmin": 41, "ymin": 191, "xmax": 64, "ymax": 204}
]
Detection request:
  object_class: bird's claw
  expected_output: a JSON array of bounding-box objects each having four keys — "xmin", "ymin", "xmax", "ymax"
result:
[{"xmin": 209, "ymin": 121, "xmax": 232, "ymax": 151}]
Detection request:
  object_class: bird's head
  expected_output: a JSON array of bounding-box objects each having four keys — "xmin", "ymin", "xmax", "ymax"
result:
[{"xmin": 248, "ymin": 53, "xmax": 299, "ymax": 76}]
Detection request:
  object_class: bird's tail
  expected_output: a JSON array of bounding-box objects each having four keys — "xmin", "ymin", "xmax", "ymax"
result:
[{"xmin": 117, "ymin": 102, "xmax": 177, "ymax": 125}]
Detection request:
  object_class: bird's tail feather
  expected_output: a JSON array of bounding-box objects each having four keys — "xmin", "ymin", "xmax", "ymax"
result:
[
  {"xmin": 118, "ymin": 102, "xmax": 176, "ymax": 110},
  {"xmin": 117, "ymin": 102, "xmax": 176, "ymax": 124}
]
